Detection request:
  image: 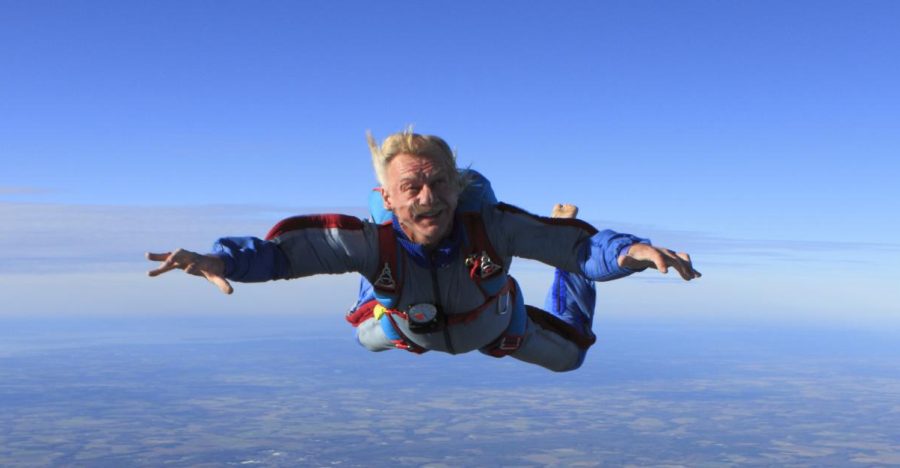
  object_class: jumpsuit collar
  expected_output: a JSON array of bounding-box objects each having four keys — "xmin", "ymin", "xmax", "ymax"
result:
[{"xmin": 391, "ymin": 213, "xmax": 465, "ymax": 269}]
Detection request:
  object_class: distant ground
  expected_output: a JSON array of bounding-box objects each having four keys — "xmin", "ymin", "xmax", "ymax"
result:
[{"xmin": 1, "ymin": 316, "xmax": 899, "ymax": 467}]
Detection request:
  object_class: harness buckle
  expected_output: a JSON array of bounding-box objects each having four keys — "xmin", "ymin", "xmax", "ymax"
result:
[
  {"xmin": 497, "ymin": 335, "xmax": 523, "ymax": 351},
  {"xmin": 478, "ymin": 251, "xmax": 501, "ymax": 278}
]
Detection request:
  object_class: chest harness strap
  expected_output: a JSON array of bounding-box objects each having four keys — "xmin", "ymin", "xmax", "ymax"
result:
[{"xmin": 350, "ymin": 214, "xmax": 527, "ymax": 355}]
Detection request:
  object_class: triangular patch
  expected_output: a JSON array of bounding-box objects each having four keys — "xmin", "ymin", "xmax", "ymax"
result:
[{"xmin": 374, "ymin": 262, "xmax": 396, "ymax": 290}]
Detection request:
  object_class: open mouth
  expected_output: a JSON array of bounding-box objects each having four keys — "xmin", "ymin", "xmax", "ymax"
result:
[{"xmin": 414, "ymin": 209, "xmax": 443, "ymax": 222}]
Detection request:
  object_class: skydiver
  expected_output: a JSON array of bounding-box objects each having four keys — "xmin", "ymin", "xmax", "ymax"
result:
[{"xmin": 147, "ymin": 130, "xmax": 700, "ymax": 371}]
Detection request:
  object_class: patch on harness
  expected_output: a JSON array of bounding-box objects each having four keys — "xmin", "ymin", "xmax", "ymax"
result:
[{"xmin": 373, "ymin": 262, "xmax": 396, "ymax": 291}]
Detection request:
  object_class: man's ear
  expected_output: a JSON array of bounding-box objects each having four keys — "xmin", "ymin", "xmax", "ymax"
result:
[{"xmin": 379, "ymin": 187, "xmax": 393, "ymax": 210}]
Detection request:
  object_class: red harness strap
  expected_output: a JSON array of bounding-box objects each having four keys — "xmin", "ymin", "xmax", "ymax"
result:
[
  {"xmin": 525, "ymin": 305, "xmax": 596, "ymax": 350},
  {"xmin": 345, "ymin": 300, "xmax": 377, "ymax": 327},
  {"xmin": 459, "ymin": 212, "xmax": 504, "ymax": 294},
  {"xmin": 445, "ymin": 278, "xmax": 513, "ymax": 326},
  {"xmin": 373, "ymin": 222, "xmax": 401, "ymax": 298},
  {"xmin": 385, "ymin": 314, "xmax": 428, "ymax": 354},
  {"xmin": 483, "ymin": 334, "xmax": 523, "ymax": 357},
  {"xmin": 364, "ymin": 212, "xmax": 518, "ymax": 353},
  {"xmin": 481, "ymin": 278, "xmax": 524, "ymax": 357},
  {"xmin": 374, "ymin": 277, "xmax": 511, "ymax": 331},
  {"xmin": 355, "ymin": 210, "xmax": 596, "ymax": 356}
]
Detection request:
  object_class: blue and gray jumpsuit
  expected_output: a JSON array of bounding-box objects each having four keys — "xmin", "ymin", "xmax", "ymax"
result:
[{"xmin": 211, "ymin": 171, "xmax": 648, "ymax": 372}]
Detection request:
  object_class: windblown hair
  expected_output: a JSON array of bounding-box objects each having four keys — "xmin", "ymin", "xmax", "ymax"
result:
[{"xmin": 367, "ymin": 128, "xmax": 466, "ymax": 189}]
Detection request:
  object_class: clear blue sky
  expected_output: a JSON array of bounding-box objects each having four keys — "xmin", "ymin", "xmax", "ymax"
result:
[{"xmin": 1, "ymin": 1, "xmax": 898, "ymax": 328}]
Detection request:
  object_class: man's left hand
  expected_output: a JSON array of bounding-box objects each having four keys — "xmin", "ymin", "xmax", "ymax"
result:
[{"xmin": 618, "ymin": 244, "xmax": 701, "ymax": 281}]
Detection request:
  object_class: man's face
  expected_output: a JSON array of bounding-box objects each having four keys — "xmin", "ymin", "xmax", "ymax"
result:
[{"xmin": 382, "ymin": 152, "xmax": 459, "ymax": 248}]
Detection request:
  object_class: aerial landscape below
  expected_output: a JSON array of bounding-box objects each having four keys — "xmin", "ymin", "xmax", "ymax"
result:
[{"xmin": 1, "ymin": 316, "xmax": 898, "ymax": 466}]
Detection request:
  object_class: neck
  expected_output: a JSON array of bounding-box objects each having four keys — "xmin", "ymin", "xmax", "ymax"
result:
[{"xmin": 399, "ymin": 222, "xmax": 438, "ymax": 250}]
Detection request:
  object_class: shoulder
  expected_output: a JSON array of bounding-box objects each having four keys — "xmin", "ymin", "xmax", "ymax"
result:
[
  {"xmin": 482, "ymin": 202, "xmax": 600, "ymax": 239},
  {"xmin": 265, "ymin": 214, "xmax": 368, "ymax": 240}
]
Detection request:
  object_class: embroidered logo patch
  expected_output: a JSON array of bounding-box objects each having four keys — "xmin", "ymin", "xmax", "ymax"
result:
[{"xmin": 374, "ymin": 262, "xmax": 396, "ymax": 290}]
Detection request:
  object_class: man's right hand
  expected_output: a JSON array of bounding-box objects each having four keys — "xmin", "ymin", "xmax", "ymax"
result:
[{"xmin": 146, "ymin": 249, "xmax": 234, "ymax": 295}]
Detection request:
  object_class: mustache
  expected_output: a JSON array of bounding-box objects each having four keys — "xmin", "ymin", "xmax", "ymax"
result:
[{"xmin": 410, "ymin": 201, "xmax": 448, "ymax": 217}]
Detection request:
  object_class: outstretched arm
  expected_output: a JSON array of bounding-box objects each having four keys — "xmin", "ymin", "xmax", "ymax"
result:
[
  {"xmin": 146, "ymin": 236, "xmax": 291, "ymax": 294},
  {"xmin": 552, "ymin": 203, "xmax": 700, "ymax": 281},
  {"xmin": 147, "ymin": 214, "xmax": 381, "ymax": 294},
  {"xmin": 487, "ymin": 202, "xmax": 700, "ymax": 282},
  {"xmin": 146, "ymin": 249, "xmax": 234, "ymax": 294}
]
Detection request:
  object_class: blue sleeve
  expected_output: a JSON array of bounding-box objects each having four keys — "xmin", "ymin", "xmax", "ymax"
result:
[
  {"xmin": 209, "ymin": 236, "xmax": 291, "ymax": 282},
  {"xmin": 578, "ymin": 230, "xmax": 651, "ymax": 282}
]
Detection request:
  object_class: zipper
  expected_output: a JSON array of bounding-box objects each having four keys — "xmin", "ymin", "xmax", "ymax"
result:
[{"xmin": 430, "ymin": 264, "xmax": 456, "ymax": 354}]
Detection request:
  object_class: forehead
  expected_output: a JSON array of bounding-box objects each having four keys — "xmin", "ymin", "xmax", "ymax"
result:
[{"xmin": 386, "ymin": 153, "xmax": 450, "ymax": 181}]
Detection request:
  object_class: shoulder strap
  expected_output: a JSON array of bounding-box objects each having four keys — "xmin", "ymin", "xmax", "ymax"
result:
[
  {"xmin": 460, "ymin": 212, "xmax": 504, "ymax": 283},
  {"xmin": 373, "ymin": 221, "xmax": 401, "ymax": 308}
]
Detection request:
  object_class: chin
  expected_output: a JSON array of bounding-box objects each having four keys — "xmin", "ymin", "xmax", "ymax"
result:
[
  {"xmin": 417, "ymin": 232, "xmax": 440, "ymax": 246},
  {"xmin": 415, "ymin": 228, "xmax": 447, "ymax": 247},
  {"xmin": 411, "ymin": 216, "xmax": 452, "ymax": 245}
]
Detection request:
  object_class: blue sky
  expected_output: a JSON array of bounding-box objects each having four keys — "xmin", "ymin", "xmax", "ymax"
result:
[{"xmin": 1, "ymin": 1, "xmax": 898, "ymax": 328}]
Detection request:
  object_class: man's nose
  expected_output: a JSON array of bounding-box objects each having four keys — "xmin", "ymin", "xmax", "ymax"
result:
[{"xmin": 417, "ymin": 183, "xmax": 435, "ymax": 205}]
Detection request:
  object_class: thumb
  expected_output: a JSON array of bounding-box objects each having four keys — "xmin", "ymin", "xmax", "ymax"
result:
[
  {"xmin": 199, "ymin": 269, "xmax": 234, "ymax": 295},
  {"xmin": 203, "ymin": 273, "xmax": 234, "ymax": 294}
]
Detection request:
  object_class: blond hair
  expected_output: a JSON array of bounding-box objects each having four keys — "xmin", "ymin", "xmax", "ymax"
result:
[{"xmin": 367, "ymin": 129, "xmax": 461, "ymax": 187}]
